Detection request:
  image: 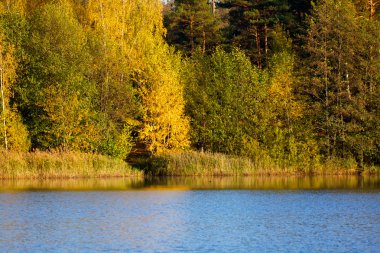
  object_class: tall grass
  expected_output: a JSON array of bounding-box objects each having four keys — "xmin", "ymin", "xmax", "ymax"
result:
[
  {"xmin": 1, "ymin": 150, "xmax": 378, "ymax": 179},
  {"xmin": 140, "ymin": 151, "xmax": 380, "ymax": 176},
  {"xmin": 140, "ymin": 151, "xmax": 287, "ymax": 176},
  {"xmin": 0, "ymin": 150, "xmax": 142, "ymax": 179}
]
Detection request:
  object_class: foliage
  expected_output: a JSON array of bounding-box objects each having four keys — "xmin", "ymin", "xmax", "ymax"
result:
[
  {"xmin": 84, "ymin": 0, "xmax": 190, "ymax": 155},
  {"xmin": 13, "ymin": 2, "xmax": 99, "ymax": 151},
  {"xmin": 183, "ymin": 45, "xmax": 319, "ymax": 167},
  {"xmin": 137, "ymin": 46, "xmax": 190, "ymax": 153},
  {"xmin": 219, "ymin": 0, "xmax": 311, "ymax": 67},
  {"xmin": 0, "ymin": 106, "xmax": 30, "ymax": 152},
  {"xmin": 0, "ymin": 11, "xmax": 30, "ymax": 152},
  {"xmin": 164, "ymin": 0, "xmax": 222, "ymax": 54},
  {"xmin": 99, "ymin": 124, "xmax": 134, "ymax": 159},
  {"xmin": 1, "ymin": 0, "xmax": 191, "ymax": 158},
  {"xmin": 183, "ymin": 47, "xmax": 266, "ymax": 155},
  {"xmin": 302, "ymin": 0, "xmax": 380, "ymax": 166}
]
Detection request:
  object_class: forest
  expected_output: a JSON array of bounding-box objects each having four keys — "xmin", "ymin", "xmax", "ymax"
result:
[{"xmin": 0, "ymin": 0, "xmax": 379, "ymax": 172}]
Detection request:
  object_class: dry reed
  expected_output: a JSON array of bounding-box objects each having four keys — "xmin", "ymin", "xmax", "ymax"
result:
[{"xmin": 0, "ymin": 150, "xmax": 142, "ymax": 179}]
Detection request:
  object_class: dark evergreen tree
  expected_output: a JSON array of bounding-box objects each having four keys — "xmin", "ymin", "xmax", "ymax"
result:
[
  {"xmin": 302, "ymin": 0, "xmax": 380, "ymax": 166},
  {"xmin": 225, "ymin": 0, "xmax": 311, "ymax": 67},
  {"xmin": 164, "ymin": 0, "xmax": 222, "ymax": 54}
]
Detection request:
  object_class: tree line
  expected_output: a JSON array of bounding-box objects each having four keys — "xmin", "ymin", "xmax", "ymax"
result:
[{"xmin": 0, "ymin": 0, "xmax": 379, "ymax": 168}]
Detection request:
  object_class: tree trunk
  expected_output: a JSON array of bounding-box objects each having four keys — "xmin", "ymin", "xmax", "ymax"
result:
[
  {"xmin": 0, "ymin": 67, "xmax": 8, "ymax": 151},
  {"xmin": 211, "ymin": 0, "xmax": 216, "ymax": 15},
  {"xmin": 264, "ymin": 22, "xmax": 268, "ymax": 66},
  {"xmin": 121, "ymin": 0, "xmax": 126, "ymax": 83},
  {"xmin": 190, "ymin": 15, "xmax": 195, "ymax": 52},
  {"xmin": 255, "ymin": 27, "xmax": 262, "ymax": 69},
  {"xmin": 368, "ymin": 1, "xmax": 378, "ymax": 95},
  {"xmin": 324, "ymin": 33, "xmax": 330, "ymax": 157},
  {"xmin": 202, "ymin": 30, "xmax": 206, "ymax": 54},
  {"xmin": 98, "ymin": 0, "xmax": 107, "ymax": 48},
  {"xmin": 369, "ymin": 0, "xmax": 376, "ymax": 19}
]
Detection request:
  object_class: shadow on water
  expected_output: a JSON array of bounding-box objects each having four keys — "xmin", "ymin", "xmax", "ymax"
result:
[{"xmin": 1, "ymin": 175, "xmax": 380, "ymax": 191}]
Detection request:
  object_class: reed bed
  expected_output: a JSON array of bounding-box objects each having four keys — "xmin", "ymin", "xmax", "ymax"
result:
[
  {"xmin": 141, "ymin": 151, "xmax": 380, "ymax": 176},
  {"xmin": 141, "ymin": 151, "xmax": 291, "ymax": 176},
  {"xmin": 1, "ymin": 150, "xmax": 378, "ymax": 179},
  {"xmin": 0, "ymin": 150, "xmax": 142, "ymax": 179}
]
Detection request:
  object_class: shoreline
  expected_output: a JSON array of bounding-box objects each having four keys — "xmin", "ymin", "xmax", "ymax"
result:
[
  {"xmin": 1, "ymin": 150, "xmax": 379, "ymax": 180},
  {"xmin": 0, "ymin": 150, "xmax": 143, "ymax": 180},
  {"xmin": 137, "ymin": 151, "xmax": 380, "ymax": 177}
]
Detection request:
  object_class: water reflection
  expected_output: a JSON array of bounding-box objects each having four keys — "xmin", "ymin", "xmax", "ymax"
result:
[
  {"xmin": 0, "ymin": 178, "xmax": 145, "ymax": 191},
  {"xmin": 147, "ymin": 175, "xmax": 380, "ymax": 190},
  {"xmin": 0, "ymin": 175, "xmax": 379, "ymax": 191}
]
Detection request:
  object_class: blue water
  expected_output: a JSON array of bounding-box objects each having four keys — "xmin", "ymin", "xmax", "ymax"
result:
[{"xmin": 1, "ymin": 190, "xmax": 379, "ymax": 253}]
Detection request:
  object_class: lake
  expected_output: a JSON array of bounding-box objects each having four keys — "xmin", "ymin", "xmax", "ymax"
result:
[{"xmin": 1, "ymin": 176, "xmax": 379, "ymax": 253}]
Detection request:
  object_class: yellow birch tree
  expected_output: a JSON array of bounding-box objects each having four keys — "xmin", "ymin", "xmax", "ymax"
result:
[
  {"xmin": 0, "ymin": 5, "xmax": 30, "ymax": 151},
  {"xmin": 85, "ymin": 0, "xmax": 190, "ymax": 153}
]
